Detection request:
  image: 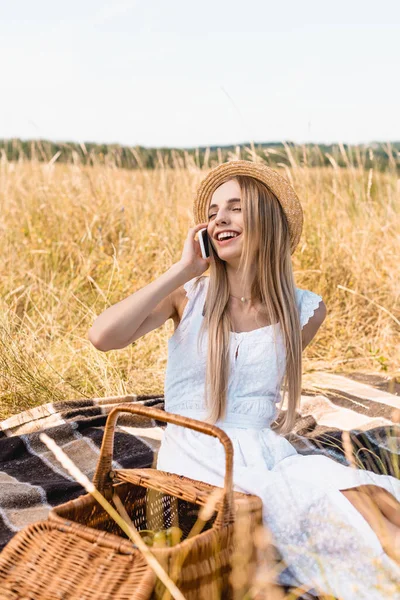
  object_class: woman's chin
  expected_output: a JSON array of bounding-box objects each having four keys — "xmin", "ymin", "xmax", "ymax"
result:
[
  {"xmin": 211, "ymin": 243, "xmax": 242, "ymax": 263},
  {"xmin": 217, "ymin": 252, "xmax": 242, "ymax": 266}
]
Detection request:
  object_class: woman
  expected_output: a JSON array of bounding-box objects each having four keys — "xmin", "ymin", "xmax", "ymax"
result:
[{"xmin": 89, "ymin": 160, "xmax": 400, "ymax": 599}]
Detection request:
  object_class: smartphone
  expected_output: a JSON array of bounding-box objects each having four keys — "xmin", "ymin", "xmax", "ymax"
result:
[{"xmin": 198, "ymin": 227, "xmax": 210, "ymax": 259}]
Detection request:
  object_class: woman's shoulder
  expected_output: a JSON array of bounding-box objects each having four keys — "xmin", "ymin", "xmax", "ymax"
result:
[
  {"xmin": 183, "ymin": 275, "xmax": 209, "ymax": 298},
  {"xmin": 174, "ymin": 275, "xmax": 208, "ymax": 326},
  {"xmin": 295, "ymin": 286, "xmax": 324, "ymax": 329},
  {"xmin": 295, "ymin": 286, "xmax": 323, "ymax": 303}
]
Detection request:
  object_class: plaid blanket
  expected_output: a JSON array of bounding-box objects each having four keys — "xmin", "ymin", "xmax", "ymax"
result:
[
  {"xmin": 1, "ymin": 370, "xmax": 398, "ymax": 549},
  {"xmin": 0, "ymin": 371, "xmax": 399, "ymax": 597}
]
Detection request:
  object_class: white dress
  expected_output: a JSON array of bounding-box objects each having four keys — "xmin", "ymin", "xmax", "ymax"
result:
[{"xmin": 157, "ymin": 275, "xmax": 400, "ymax": 599}]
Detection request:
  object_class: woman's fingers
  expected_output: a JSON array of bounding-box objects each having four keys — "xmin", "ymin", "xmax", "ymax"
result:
[
  {"xmin": 179, "ymin": 223, "xmax": 211, "ymax": 276},
  {"xmin": 189, "ymin": 223, "xmax": 208, "ymax": 238}
]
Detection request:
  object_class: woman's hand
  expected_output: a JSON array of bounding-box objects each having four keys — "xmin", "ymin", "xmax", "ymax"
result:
[{"xmin": 178, "ymin": 223, "xmax": 212, "ymax": 278}]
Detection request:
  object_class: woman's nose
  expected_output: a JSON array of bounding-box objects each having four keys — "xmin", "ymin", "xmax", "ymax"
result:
[{"xmin": 215, "ymin": 210, "xmax": 230, "ymax": 225}]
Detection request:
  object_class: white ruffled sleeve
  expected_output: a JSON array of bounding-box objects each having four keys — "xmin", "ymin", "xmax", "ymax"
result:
[
  {"xmin": 183, "ymin": 276, "xmax": 206, "ymax": 300},
  {"xmin": 296, "ymin": 288, "xmax": 323, "ymax": 329},
  {"xmin": 183, "ymin": 278, "xmax": 196, "ymax": 298}
]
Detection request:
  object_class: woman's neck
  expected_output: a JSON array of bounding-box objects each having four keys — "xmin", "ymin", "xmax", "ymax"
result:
[{"xmin": 225, "ymin": 265, "xmax": 255, "ymax": 303}]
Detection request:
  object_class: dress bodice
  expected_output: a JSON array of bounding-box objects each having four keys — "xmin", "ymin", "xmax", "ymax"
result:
[{"xmin": 164, "ymin": 276, "xmax": 323, "ymax": 429}]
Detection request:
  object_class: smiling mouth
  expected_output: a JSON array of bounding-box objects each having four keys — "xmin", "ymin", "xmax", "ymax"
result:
[{"xmin": 216, "ymin": 233, "xmax": 242, "ymax": 245}]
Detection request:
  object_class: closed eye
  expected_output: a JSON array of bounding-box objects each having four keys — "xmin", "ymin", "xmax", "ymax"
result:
[{"xmin": 208, "ymin": 207, "xmax": 241, "ymax": 219}]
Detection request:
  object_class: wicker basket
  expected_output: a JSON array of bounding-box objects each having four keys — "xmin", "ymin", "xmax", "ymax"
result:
[
  {"xmin": 48, "ymin": 403, "xmax": 264, "ymax": 600},
  {"xmin": 0, "ymin": 519, "xmax": 155, "ymax": 600}
]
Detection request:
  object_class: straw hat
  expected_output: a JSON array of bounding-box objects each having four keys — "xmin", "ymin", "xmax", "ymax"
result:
[{"xmin": 193, "ymin": 160, "xmax": 303, "ymax": 255}]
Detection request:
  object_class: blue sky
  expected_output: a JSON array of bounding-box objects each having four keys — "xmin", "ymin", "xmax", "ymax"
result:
[{"xmin": 1, "ymin": 0, "xmax": 399, "ymax": 147}]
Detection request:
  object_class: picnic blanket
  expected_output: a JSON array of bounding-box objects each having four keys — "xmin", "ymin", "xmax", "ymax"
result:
[{"xmin": 0, "ymin": 371, "xmax": 399, "ymax": 597}]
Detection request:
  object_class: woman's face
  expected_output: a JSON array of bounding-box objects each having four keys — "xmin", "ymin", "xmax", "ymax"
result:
[{"xmin": 207, "ymin": 179, "xmax": 244, "ymax": 262}]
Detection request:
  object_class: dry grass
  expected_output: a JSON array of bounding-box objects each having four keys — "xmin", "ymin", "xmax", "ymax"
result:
[{"xmin": 0, "ymin": 144, "xmax": 399, "ymax": 419}]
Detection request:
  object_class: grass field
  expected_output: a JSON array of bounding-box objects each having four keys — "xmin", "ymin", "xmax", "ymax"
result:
[{"xmin": 0, "ymin": 144, "xmax": 399, "ymax": 419}]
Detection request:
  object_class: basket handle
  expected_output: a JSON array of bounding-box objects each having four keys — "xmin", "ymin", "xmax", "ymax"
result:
[{"xmin": 92, "ymin": 400, "xmax": 234, "ymax": 515}]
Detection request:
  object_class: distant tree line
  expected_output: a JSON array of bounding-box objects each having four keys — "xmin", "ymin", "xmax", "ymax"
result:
[{"xmin": 0, "ymin": 138, "xmax": 399, "ymax": 172}]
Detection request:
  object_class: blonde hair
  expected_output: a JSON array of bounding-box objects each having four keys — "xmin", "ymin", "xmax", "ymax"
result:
[{"xmin": 195, "ymin": 174, "xmax": 302, "ymax": 435}]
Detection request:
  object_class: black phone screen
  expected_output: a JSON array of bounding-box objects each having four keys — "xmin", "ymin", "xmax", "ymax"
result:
[{"xmin": 202, "ymin": 229, "xmax": 210, "ymax": 257}]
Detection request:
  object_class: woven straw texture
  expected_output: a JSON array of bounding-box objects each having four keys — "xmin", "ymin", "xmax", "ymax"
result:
[{"xmin": 0, "ymin": 520, "xmax": 155, "ymax": 600}]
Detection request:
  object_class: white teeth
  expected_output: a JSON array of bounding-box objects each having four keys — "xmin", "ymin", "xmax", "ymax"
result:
[{"xmin": 217, "ymin": 232, "xmax": 239, "ymax": 241}]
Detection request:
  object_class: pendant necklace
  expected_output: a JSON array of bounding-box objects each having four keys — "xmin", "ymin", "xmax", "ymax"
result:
[{"xmin": 229, "ymin": 294, "xmax": 249, "ymax": 303}]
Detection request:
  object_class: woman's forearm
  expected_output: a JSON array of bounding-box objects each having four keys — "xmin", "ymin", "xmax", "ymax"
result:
[{"xmin": 88, "ymin": 261, "xmax": 192, "ymax": 351}]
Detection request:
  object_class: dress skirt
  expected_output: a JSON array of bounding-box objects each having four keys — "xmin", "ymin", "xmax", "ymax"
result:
[{"xmin": 157, "ymin": 422, "xmax": 400, "ymax": 600}]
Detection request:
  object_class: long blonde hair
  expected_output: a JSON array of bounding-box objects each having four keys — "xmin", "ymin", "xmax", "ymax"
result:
[{"xmin": 195, "ymin": 174, "xmax": 302, "ymax": 435}]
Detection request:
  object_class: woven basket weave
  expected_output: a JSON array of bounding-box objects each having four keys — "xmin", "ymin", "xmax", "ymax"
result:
[
  {"xmin": 48, "ymin": 403, "xmax": 264, "ymax": 600},
  {"xmin": 0, "ymin": 519, "xmax": 155, "ymax": 599}
]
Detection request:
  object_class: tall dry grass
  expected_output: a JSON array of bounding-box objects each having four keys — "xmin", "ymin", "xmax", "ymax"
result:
[{"xmin": 0, "ymin": 144, "xmax": 399, "ymax": 419}]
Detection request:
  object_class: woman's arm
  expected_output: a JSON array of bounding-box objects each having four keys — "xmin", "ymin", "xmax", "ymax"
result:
[
  {"xmin": 88, "ymin": 261, "xmax": 192, "ymax": 352},
  {"xmin": 301, "ymin": 300, "xmax": 327, "ymax": 350},
  {"xmin": 88, "ymin": 222, "xmax": 210, "ymax": 352}
]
